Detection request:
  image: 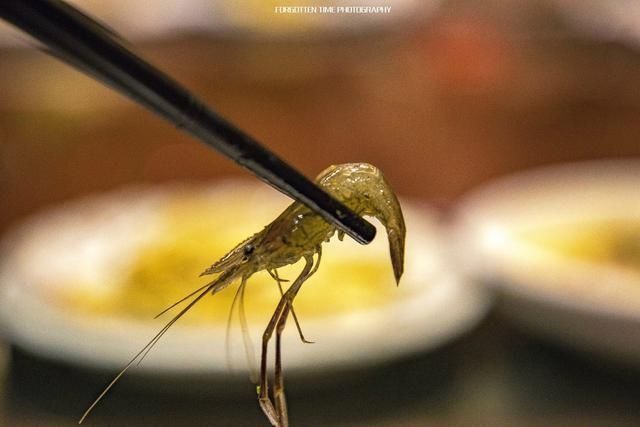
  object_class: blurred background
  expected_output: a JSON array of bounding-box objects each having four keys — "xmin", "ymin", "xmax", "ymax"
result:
[{"xmin": 2, "ymin": 0, "xmax": 640, "ymax": 425}]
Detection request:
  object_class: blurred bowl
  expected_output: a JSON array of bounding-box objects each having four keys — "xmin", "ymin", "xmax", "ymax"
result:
[
  {"xmin": 0, "ymin": 0, "xmax": 437, "ymax": 46},
  {"xmin": 454, "ymin": 159, "xmax": 640, "ymax": 364},
  {"xmin": 550, "ymin": 0, "xmax": 640, "ymax": 47},
  {"xmin": 0, "ymin": 181, "xmax": 489, "ymax": 381}
]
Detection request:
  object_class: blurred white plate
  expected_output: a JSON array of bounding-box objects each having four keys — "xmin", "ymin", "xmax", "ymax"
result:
[
  {"xmin": 551, "ymin": 0, "xmax": 640, "ymax": 47},
  {"xmin": 0, "ymin": 181, "xmax": 489, "ymax": 379},
  {"xmin": 0, "ymin": 0, "xmax": 439, "ymax": 47},
  {"xmin": 454, "ymin": 159, "xmax": 640, "ymax": 364}
]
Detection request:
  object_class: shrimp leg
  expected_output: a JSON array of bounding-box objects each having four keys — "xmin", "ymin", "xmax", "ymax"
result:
[
  {"xmin": 274, "ymin": 323, "xmax": 288, "ymax": 427},
  {"xmin": 272, "ymin": 252, "xmax": 319, "ymax": 426},
  {"xmin": 270, "ymin": 269, "xmax": 313, "ymax": 344},
  {"xmin": 274, "ymin": 252, "xmax": 320, "ymax": 426},
  {"xmin": 270, "ymin": 246, "xmax": 322, "ymax": 346},
  {"xmin": 259, "ymin": 255, "xmax": 314, "ymax": 426}
]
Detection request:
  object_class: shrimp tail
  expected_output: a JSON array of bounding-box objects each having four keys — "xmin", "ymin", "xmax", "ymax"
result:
[
  {"xmin": 316, "ymin": 163, "xmax": 406, "ymax": 284},
  {"xmin": 386, "ymin": 224, "xmax": 405, "ymax": 284}
]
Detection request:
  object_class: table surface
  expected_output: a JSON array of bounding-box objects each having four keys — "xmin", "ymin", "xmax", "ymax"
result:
[{"xmin": 4, "ymin": 309, "xmax": 640, "ymax": 426}]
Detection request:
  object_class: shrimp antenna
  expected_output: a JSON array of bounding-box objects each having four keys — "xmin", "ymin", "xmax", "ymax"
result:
[
  {"xmin": 154, "ymin": 282, "xmax": 213, "ymax": 319},
  {"xmin": 79, "ymin": 283, "xmax": 211, "ymax": 423},
  {"xmin": 225, "ymin": 278, "xmax": 245, "ymax": 373},
  {"xmin": 238, "ymin": 279, "xmax": 259, "ymax": 383},
  {"xmin": 224, "ymin": 277, "xmax": 258, "ymax": 382},
  {"xmin": 141, "ymin": 276, "xmax": 237, "ymax": 365},
  {"xmin": 79, "ymin": 268, "xmax": 237, "ymax": 424}
]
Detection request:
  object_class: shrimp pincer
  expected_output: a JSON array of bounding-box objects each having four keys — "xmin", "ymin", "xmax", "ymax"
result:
[{"xmin": 80, "ymin": 163, "xmax": 406, "ymax": 426}]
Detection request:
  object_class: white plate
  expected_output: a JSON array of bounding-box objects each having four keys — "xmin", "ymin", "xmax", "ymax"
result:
[
  {"xmin": 454, "ymin": 159, "xmax": 640, "ymax": 364},
  {"xmin": 0, "ymin": 182, "xmax": 490, "ymax": 379},
  {"xmin": 0, "ymin": 0, "xmax": 439, "ymax": 47}
]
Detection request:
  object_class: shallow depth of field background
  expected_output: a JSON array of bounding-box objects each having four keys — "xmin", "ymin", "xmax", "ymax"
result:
[{"xmin": 2, "ymin": 0, "xmax": 640, "ymax": 425}]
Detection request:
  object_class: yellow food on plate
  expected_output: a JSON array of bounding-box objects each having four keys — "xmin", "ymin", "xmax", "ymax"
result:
[
  {"xmin": 53, "ymin": 187, "xmax": 399, "ymax": 325},
  {"xmin": 520, "ymin": 220, "xmax": 640, "ymax": 273}
]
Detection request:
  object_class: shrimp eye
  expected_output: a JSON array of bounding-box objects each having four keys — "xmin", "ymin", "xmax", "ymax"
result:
[{"xmin": 243, "ymin": 244, "xmax": 255, "ymax": 257}]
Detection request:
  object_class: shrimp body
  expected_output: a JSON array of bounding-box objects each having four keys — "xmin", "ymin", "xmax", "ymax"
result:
[
  {"xmin": 81, "ymin": 163, "xmax": 406, "ymax": 427},
  {"xmin": 202, "ymin": 162, "xmax": 405, "ymax": 284}
]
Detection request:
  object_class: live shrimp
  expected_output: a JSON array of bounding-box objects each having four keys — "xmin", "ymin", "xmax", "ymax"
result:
[{"xmin": 80, "ymin": 162, "xmax": 406, "ymax": 426}]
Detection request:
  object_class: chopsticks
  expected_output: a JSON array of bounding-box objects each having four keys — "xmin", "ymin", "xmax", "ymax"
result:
[{"xmin": 0, "ymin": 0, "xmax": 376, "ymax": 245}]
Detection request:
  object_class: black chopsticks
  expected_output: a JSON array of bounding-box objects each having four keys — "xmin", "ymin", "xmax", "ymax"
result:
[{"xmin": 0, "ymin": 0, "xmax": 376, "ymax": 244}]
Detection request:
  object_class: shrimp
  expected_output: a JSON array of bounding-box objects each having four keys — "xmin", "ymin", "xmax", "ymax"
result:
[{"xmin": 79, "ymin": 163, "xmax": 406, "ymax": 426}]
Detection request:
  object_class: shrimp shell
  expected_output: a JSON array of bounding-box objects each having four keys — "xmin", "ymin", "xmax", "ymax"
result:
[{"xmin": 81, "ymin": 163, "xmax": 406, "ymax": 427}]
